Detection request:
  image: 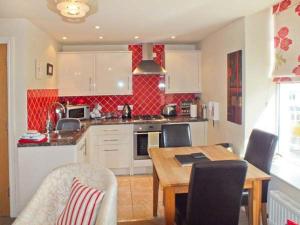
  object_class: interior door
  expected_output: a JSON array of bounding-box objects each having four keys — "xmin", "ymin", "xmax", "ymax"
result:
[{"xmin": 0, "ymin": 44, "xmax": 10, "ymax": 216}]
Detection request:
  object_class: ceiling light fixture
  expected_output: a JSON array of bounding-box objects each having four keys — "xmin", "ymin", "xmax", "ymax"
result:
[
  {"xmin": 171, "ymin": 36, "xmax": 176, "ymax": 39},
  {"xmin": 95, "ymin": 25, "xmax": 100, "ymax": 29},
  {"xmin": 134, "ymin": 36, "xmax": 139, "ymax": 40},
  {"xmin": 99, "ymin": 36, "xmax": 103, "ymax": 39},
  {"xmin": 62, "ymin": 36, "xmax": 68, "ymax": 40},
  {"xmin": 55, "ymin": 0, "xmax": 94, "ymax": 19}
]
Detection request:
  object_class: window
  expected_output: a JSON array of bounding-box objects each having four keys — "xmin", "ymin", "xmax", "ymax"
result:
[{"xmin": 277, "ymin": 82, "xmax": 300, "ymax": 166}]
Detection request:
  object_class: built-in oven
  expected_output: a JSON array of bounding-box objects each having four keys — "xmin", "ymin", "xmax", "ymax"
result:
[{"xmin": 133, "ymin": 124, "xmax": 162, "ymax": 160}]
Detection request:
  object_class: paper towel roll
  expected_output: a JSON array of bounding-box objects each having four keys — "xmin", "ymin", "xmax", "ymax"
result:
[{"xmin": 190, "ymin": 104, "xmax": 197, "ymax": 118}]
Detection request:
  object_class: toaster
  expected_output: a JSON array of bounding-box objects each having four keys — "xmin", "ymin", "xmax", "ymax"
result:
[{"xmin": 162, "ymin": 104, "xmax": 177, "ymax": 117}]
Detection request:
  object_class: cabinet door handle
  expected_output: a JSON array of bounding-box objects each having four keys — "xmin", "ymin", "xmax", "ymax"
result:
[
  {"xmin": 104, "ymin": 139, "xmax": 119, "ymax": 142},
  {"xmin": 103, "ymin": 129, "xmax": 118, "ymax": 132},
  {"xmin": 103, "ymin": 149, "xmax": 118, "ymax": 152},
  {"xmin": 128, "ymin": 76, "xmax": 130, "ymax": 90},
  {"xmin": 168, "ymin": 75, "xmax": 171, "ymax": 89},
  {"xmin": 89, "ymin": 77, "xmax": 92, "ymax": 91},
  {"xmin": 79, "ymin": 143, "xmax": 85, "ymax": 152},
  {"xmin": 84, "ymin": 139, "xmax": 87, "ymax": 155},
  {"xmin": 134, "ymin": 132, "xmax": 161, "ymax": 135}
]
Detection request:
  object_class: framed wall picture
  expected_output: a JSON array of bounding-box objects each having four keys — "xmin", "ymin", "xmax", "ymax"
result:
[
  {"xmin": 227, "ymin": 50, "xmax": 242, "ymax": 125},
  {"xmin": 46, "ymin": 63, "xmax": 53, "ymax": 76}
]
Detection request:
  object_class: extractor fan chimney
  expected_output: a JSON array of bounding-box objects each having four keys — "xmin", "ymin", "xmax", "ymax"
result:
[{"xmin": 133, "ymin": 43, "xmax": 166, "ymax": 75}]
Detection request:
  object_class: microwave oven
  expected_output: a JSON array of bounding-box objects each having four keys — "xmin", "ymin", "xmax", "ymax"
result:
[{"xmin": 65, "ymin": 105, "xmax": 90, "ymax": 120}]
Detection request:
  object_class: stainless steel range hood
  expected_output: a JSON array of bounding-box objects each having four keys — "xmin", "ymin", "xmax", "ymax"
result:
[{"xmin": 133, "ymin": 43, "xmax": 166, "ymax": 75}]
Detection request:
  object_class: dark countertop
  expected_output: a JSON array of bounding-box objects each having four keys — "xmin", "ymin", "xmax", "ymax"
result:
[{"xmin": 18, "ymin": 116, "xmax": 207, "ymax": 148}]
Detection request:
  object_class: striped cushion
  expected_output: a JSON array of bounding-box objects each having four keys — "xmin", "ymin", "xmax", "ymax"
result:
[{"xmin": 56, "ymin": 178, "xmax": 105, "ymax": 225}]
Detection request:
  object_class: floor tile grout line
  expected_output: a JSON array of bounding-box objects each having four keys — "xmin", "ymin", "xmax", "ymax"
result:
[{"xmin": 129, "ymin": 176, "xmax": 134, "ymax": 218}]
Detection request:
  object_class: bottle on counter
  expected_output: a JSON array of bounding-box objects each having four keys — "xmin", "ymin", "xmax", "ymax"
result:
[
  {"xmin": 190, "ymin": 103, "xmax": 198, "ymax": 118},
  {"xmin": 202, "ymin": 104, "xmax": 207, "ymax": 119}
]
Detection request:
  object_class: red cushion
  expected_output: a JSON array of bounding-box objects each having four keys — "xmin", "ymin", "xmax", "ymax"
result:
[
  {"xmin": 56, "ymin": 178, "xmax": 105, "ymax": 225},
  {"xmin": 287, "ymin": 220, "xmax": 299, "ymax": 225}
]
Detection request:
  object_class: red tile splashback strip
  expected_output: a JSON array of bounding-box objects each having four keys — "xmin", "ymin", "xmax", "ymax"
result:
[{"xmin": 27, "ymin": 89, "xmax": 58, "ymax": 132}]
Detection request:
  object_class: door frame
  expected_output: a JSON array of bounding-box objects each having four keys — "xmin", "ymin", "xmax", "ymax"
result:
[{"xmin": 0, "ymin": 37, "xmax": 17, "ymax": 217}]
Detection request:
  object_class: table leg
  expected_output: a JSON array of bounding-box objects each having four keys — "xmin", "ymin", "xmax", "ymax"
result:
[
  {"xmin": 247, "ymin": 189, "xmax": 253, "ymax": 225},
  {"xmin": 153, "ymin": 165, "xmax": 159, "ymax": 217},
  {"xmin": 251, "ymin": 180, "xmax": 262, "ymax": 225},
  {"xmin": 164, "ymin": 187, "xmax": 175, "ymax": 225}
]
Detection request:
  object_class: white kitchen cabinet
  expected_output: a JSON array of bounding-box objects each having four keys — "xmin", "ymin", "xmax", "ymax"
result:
[
  {"xmin": 17, "ymin": 145, "xmax": 79, "ymax": 214},
  {"xmin": 189, "ymin": 121, "xmax": 207, "ymax": 146},
  {"xmin": 57, "ymin": 51, "xmax": 132, "ymax": 96},
  {"xmin": 76, "ymin": 135, "xmax": 88, "ymax": 163},
  {"xmin": 165, "ymin": 50, "xmax": 201, "ymax": 93},
  {"xmin": 57, "ymin": 53, "xmax": 95, "ymax": 96},
  {"xmin": 95, "ymin": 52, "xmax": 132, "ymax": 95},
  {"xmin": 89, "ymin": 124, "xmax": 133, "ymax": 175}
]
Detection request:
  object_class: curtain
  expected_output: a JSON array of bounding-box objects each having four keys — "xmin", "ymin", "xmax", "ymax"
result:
[{"xmin": 273, "ymin": 0, "xmax": 300, "ymax": 82}]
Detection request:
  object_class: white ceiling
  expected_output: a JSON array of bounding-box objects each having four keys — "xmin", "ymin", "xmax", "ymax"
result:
[{"xmin": 0, "ymin": 0, "xmax": 278, "ymax": 44}]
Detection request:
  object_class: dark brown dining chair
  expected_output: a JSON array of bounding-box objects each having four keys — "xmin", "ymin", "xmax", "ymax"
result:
[
  {"xmin": 161, "ymin": 124, "xmax": 192, "ymax": 147},
  {"xmin": 175, "ymin": 160, "xmax": 248, "ymax": 225},
  {"xmin": 242, "ymin": 129, "xmax": 278, "ymax": 225}
]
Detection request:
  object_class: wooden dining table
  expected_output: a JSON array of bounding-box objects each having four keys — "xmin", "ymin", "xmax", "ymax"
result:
[{"xmin": 149, "ymin": 145, "xmax": 271, "ymax": 225}]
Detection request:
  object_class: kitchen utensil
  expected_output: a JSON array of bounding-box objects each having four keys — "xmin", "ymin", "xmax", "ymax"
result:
[{"xmin": 162, "ymin": 104, "xmax": 177, "ymax": 117}]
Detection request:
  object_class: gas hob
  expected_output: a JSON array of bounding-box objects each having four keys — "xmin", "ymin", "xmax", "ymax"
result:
[{"xmin": 133, "ymin": 115, "xmax": 166, "ymax": 121}]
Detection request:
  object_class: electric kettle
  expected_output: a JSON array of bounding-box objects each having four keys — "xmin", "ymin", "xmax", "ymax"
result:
[{"xmin": 122, "ymin": 103, "xmax": 132, "ymax": 119}]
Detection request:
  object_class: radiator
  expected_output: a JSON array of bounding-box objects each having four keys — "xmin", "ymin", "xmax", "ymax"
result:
[{"xmin": 269, "ymin": 191, "xmax": 300, "ymax": 225}]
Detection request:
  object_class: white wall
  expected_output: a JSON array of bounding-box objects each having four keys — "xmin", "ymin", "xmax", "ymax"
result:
[
  {"xmin": 244, "ymin": 9, "xmax": 276, "ymax": 142},
  {"xmin": 26, "ymin": 21, "xmax": 59, "ymax": 89},
  {"xmin": 200, "ymin": 8, "xmax": 276, "ymax": 155},
  {"xmin": 0, "ymin": 19, "xmax": 60, "ymax": 136},
  {"xmin": 0, "ymin": 19, "xmax": 28, "ymax": 137},
  {"xmin": 200, "ymin": 19, "xmax": 246, "ymax": 154},
  {"xmin": 0, "ymin": 18, "xmax": 60, "ymax": 216}
]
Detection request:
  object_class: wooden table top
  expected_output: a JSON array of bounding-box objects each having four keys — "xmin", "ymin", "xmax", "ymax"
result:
[{"xmin": 149, "ymin": 145, "xmax": 271, "ymax": 188}]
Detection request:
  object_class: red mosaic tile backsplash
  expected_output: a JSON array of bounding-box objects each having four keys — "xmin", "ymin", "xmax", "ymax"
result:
[
  {"xmin": 27, "ymin": 44, "xmax": 198, "ymax": 131},
  {"xmin": 27, "ymin": 89, "xmax": 58, "ymax": 131}
]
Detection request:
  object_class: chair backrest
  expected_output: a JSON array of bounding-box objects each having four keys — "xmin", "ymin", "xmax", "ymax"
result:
[
  {"xmin": 161, "ymin": 124, "xmax": 192, "ymax": 147},
  {"xmin": 244, "ymin": 129, "xmax": 278, "ymax": 202},
  {"xmin": 186, "ymin": 160, "xmax": 248, "ymax": 225},
  {"xmin": 244, "ymin": 129, "xmax": 278, "ymax": 174},
  {"xmin": 14, "ymin": 163, "xmax": 117, "ymax": 225}
]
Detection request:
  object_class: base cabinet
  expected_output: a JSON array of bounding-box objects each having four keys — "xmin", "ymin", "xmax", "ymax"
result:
[
  {"xmin": 17, "ymin": 145, "xmax": 78, "ymax": 214},
  {"xmin": 88, "ymin": 125, "xmax": 133, "ymax": 175},
  {"xmin": 189, "ymin": 122, "xmax": 207, "ymax": 146},
  {"xmin": 16, "ymin": 121, "xmax": 206, "ymax": 214}
]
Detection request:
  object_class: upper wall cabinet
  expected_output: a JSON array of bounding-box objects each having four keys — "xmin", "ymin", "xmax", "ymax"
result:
[
  {"xmin": 165, "ymin": 50, "xmax": 201, "ymax": 93},
  {"xmin": 58, "ymin": 53, "xmax": 95, "ymax": 96},
  {"xmin": 95, "ymin": 52, "xmax": 132, "ymax": 95},
  {"xmin": 57, "ymin": 51, "xmax": 132, "ymax": 96}
]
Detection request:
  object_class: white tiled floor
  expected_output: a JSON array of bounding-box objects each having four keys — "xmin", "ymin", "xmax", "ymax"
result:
[{"xmin": 117, "ymin": 175, "xmax": 248, "ymax": 225}]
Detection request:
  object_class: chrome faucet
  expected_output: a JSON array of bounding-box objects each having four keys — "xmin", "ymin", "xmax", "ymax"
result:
[{"xmin": 45, "ymin": 102, "xmax": 65, "ymax": 133}]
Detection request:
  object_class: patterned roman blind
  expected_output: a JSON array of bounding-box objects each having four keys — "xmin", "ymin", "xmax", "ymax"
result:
[{"xmin": 273, "ymin": 0, "xmax": 300, "ymax": 82}]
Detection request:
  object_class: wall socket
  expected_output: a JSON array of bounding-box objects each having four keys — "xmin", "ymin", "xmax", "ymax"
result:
[{"xmin": 117, "ymin": 105, "xmax": 133, "ymax": 110}]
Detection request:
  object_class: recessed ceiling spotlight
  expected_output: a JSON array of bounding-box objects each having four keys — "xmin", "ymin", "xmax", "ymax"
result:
[
  {"xmin": 99, "ymin": 36, "xmax": 103, "ymax": 39},
  {"xmin": 171, "ymin": 36, "xmax": 176, "ymax": 39},
  {"xmin": 95, "ymin": 25, "xmax": 100, "ymax": 29},
  {"xmin": 134, "ymin": 36, "xmax": 139, "ymax": 40},
  {"xmin": 62, "ymin": 36, "xmax": 68, "ymax": 40}
]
